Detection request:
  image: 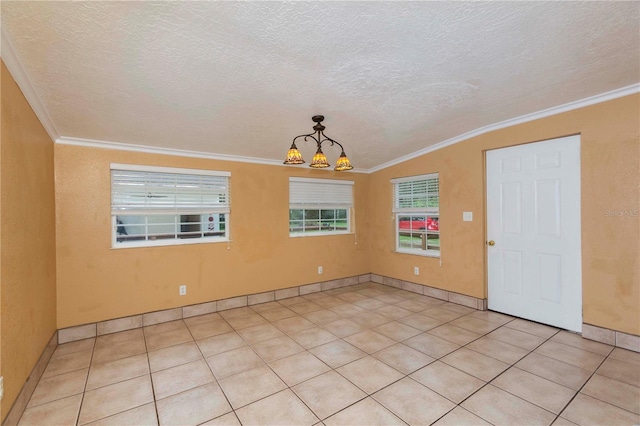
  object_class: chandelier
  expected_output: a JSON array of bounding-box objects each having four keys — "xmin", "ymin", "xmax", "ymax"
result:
[{"xmin": 283, "ymin": 115, "xmax": 353, "ymax": 171}]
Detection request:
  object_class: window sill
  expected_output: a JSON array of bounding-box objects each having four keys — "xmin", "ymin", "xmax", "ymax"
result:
[
  {"xmin": 394, "ymin": 249, "xmax": 440, "ymax": 258},
  {"xmin": 289, "ymin": 231, "xmax": 354, "ymax": 238},
  {"xmin": 111, "ymin": 236, "xmax": 229, "ymax": 249}
]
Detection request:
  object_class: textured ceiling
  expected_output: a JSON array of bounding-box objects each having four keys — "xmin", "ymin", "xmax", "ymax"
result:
[{"xmin": 1, "ymin": 1, "xmax": 639, "ymax": 170}]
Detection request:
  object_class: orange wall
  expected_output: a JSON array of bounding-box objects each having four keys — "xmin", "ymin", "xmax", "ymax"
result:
[
  {"xmin": 369, "ymin": 94, "xmax": 640, "ymax": 335},
  {"xmin": 55, "ymin": 146, "xmax": 371, "ymax": 328},
  {"xmin": 0, "ymin": 61, "xmax": 57, "ymax": 421},
  {"xmin": 56, "ymin": 95, "xmax": 639, "ymax": 336}
]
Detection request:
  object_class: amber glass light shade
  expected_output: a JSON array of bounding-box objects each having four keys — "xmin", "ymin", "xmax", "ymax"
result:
[
  {"xmin": 334, "ymin": 151, "xmax": 353, "ymax": 171},
  {"xmin": 283, "ymin": 142, "xmax": 305, "ymax": 164},
  {"xmin": 310, "ymin": 147, "xmax": 330, "ymax": 168},
  {"xmin": 285, "ymin": 116, "xmax": 352, "ymax": 171}
]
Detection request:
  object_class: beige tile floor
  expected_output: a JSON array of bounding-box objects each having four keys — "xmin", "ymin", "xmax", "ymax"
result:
[{"xmin": 18, "ymin": 282, "xmax": 640, "ymax": 426}]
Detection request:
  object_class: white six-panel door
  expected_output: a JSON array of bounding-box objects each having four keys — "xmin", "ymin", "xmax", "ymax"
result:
[{"xmin": 486, "ymin": 135, "xmax": 582, "ymax": 332}]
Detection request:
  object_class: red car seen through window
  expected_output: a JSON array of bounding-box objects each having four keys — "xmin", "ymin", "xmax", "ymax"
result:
[{"xmin": 399, "ymin": 216, "xmax": 439, "ymax": 231}]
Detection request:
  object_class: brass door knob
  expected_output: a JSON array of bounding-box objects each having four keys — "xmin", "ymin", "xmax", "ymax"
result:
[{"xmin": 487, "ymin": 240, "xmax": 495, "ymax": 246}]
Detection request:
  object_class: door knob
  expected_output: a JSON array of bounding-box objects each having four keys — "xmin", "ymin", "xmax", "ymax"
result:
[{"xmin": 487, "ymin": 240, "xmax": 495, "ymax": 246}]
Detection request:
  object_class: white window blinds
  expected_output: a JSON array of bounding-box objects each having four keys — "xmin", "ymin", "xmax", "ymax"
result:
[
  {"xmin": 289, "ymin": 177, "xmax": 354, "ymax": 209},
  {"xmin": 391, "ymin": 173, "xmax": 439, "ymax": 213},
  {"xmin": 111, "ymin": 165, "xmax": 230, "ymax": 215}
]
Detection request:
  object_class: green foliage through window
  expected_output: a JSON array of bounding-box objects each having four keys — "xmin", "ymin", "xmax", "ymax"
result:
[{"xmin": 289, "ymin": 209, "xmax": 349, "ymax": 234}]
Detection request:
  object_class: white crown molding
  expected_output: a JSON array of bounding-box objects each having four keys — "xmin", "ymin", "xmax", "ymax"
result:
[
  {"xmin": 55, "ymin": 136, "xmax": 369, "ymax": 173},
  {"xmin": 1, "ymin": 27, "xmax": 60, "ymax": 142},
  {"xmin": 367, "ymin": 83, "xmax": 640, "ymax": 173},
  {"xmin": 2, "ymin": 18, "xmax": 636, "ymax": 176},
  {"xmin": 59, "ymin": 79, "xmax": 635, "ymax": 175}
]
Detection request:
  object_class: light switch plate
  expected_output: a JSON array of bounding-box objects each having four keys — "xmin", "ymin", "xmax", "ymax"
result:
[{"xmin": 463, "ymin": 212, "xmax": 473, "ymax": 221}]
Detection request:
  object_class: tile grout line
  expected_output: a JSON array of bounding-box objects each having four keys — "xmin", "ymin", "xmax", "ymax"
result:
[
  {"xmin": 248, "ymin": 301, "xmax": 350, "ymax": 424},
  {"xmin": 452, "ymin": 325, "xmax": 627, "ymax": 424},
  {"xmin": 16, "ymin": 295, "xmax": 480, "ymax": 422},
  {"xmin": 530, "ymin": 336, "xmax": 616, "ymax": 424},
  {"xmin": 410, "ymin": 314, "xmax": 541, "ymax": 423},
  {"xmin": 296, "ymin": 290, "xmax": 492, "ymax": 423},
  {"xmin": 74, "ymin": 337, "xmax": 97, "ymax": 426},
  {"xmin": 76, "ymin": 324, "xmax": 165, "ymax": 425},
  {"xmin": 288, "ymin": 298, "xmax": 502, "ymax": 424},
  {"xmin": 188, "ymin": 315, "xmax": 238, "ymax": 424},
  {"xmin": 424, "ymin": 321, "xmax": 562, "ymax": 424},
  {"xmin": 352, "ymin": 305, "xmax": 510, "ymax": 425},
  {"xmin": 237, "ymin": 287, "xmax": 402, "ymax": 423},
  {"xmin": 142, "ymin": 323, "xmax": 162, "ymax": 426},
  {"xmin": 413, "ymin": 317, "xmax": 518, "ymax": 425},
  {"xmin": 21, "ymin": 283, "xmax": 638, "ymax": 426},
  {"xmin": 467, "ymin": 328, "xmax": 563, "ymax": 423},
  {"xmin": 551, "ymin": 345, "xmax": 639, "ymax": 423}
]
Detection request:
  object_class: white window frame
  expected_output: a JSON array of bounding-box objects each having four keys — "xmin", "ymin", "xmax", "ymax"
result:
[
  {"xmin": 289, "ymin": 177, "xmax": 354, "ymax": 237},
  {"xmin": 111, "ymin": 164, "xmax": 230, "ymax": 248},
  {"xmin": 392, "ymin": 173, "xmax": 440, "ymax": 257}
]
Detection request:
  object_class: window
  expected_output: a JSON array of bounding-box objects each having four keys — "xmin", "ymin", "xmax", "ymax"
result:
[
  {"xmin": 111, "ymin": 164, "xmax": 230, "ymax": 248},
  {"xmin": 289, "ymin": 177, "xmax": 354, "ymax": 236},
  {"xmin": 392, "ymin": 173, "xmax": 440, "ymax": 256}
]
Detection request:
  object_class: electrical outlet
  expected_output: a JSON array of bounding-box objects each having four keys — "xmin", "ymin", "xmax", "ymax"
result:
[
  {"xmin": 318, "ymin": 266, "xmax": 323, "ymax": 274},
  {"xmin": 414, "ymin": 266, "xmax": 419, "ymax": 276},
  {"xmin": 463, "ymin": 211, "xmax": 473, "ymax": 221},
  {"xmin": 179, "ymin": 285, "xmax": 187, "ymax": 296}
]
